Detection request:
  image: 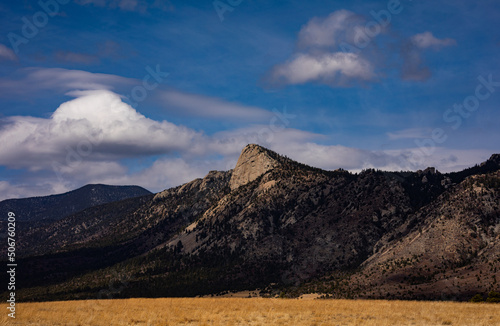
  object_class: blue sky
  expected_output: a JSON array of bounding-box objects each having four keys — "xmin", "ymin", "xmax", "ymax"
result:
[{"xmin": 0, "ymin": 0, "xmax": 499, "ymax": 199}]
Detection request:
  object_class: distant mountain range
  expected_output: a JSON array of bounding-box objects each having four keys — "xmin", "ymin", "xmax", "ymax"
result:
[
  {"xmin": 2, "ymin": 144, "xmax": 499, "ymax": 302},
  {"xmin": 0, "ymin": 184, "xmax": 152, "ymax": 223}
]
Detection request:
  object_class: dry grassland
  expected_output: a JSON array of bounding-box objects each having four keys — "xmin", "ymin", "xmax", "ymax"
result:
[{"xmin": 2, "ymin": 298, "xmax": 500, "ymax": 326}]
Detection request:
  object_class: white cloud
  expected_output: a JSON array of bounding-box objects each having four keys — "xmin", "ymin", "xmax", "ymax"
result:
[
  {"xmin": 0, "ymin": 83, "xmax": 494, "ymax": 200},
  {"xmin": 192, "ymin": 126, "xmax": 320, "ymax": 170},
  {"xmin": 268, "ymin": 141, "xmax": 394, "ymax": 171},
  {"xmin": 191, "ymin": 124, "xmax": 491, "ymax": 174},
  {"xmin": 269, "ymin": 13, "xmax": 457, "ymax": 86},
  {"xmin": 387, "ymin": 128, "xmax": 432, "ymax": 140},
  {"xmin": 267, "ymin": 10, "xmax": 376, "ymax": 88},
  {"xmin": 0, "ymin": 44, "xmax": 17, "ymax": 61},
  {"xmin": 383, "ymin": 147, "xmax": 492, "ymax": 172},
  {"xmin": 0, "ymin": 68, "xmax": 135, "ymax": 98},
  {"xmin": 0, "ymin": 157, "xmax": 214, "ymax": 201},
  {"xmin": 0, "ymin": 68, "xmax": 273, "ymax": 123},
  {"xmin": 265, "ymin": 141, "xmax": 493, "ymax": 173},
  {"xmin": 0, "ymin": 90, "xmax": 199, "ymax": 170},
  {"xmin": 0, "ymin": 123, "xmax": 494, "ymax": 200},
  {"xmin": 411, "ymin": 32, "xmax": 456, "ymax": 49},
  {"xmin": 159, "ymin": 90, "xmax": 273, "ymax": 121},
  {"xmin": 297, "ymin": 10, "xmax": 363, "ymax": 49},
  {"xmin": 271, "ymin": 52, "xmax": 374, "ymax": 86}
]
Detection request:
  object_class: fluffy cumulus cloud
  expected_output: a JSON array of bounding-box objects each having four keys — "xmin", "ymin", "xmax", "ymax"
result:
[
  {"xmin": 270, "ymin": 52, "xmax": 374, "ymax": 86},
  {"xmin": 268, "ymin": 9, "xmax": 458, "ymax": 86},
  {"xmin": 296, "ymin": 10, "xmax": 365, "ymax": 49},
  {"xmin": 267, "ymin": 10, "xmax": 377, "ymax": 88},
  {"xmin": 0, "ymin": 90, "xmax": 198, "ymax": 170}
]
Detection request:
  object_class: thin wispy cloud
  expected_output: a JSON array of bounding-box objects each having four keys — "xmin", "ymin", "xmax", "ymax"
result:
[
  {"xmin": 75, "ymin": 0, "xmax": 173, "ymax": 12},
  {"xmin": 411, "ymin": 32, "xmax": 457, "ymax": 49},
  {"xmin": 0, "ymin": 67, "xmax": 275, "ymax": 124},
  {"xmin": 97, "ymin": 40, "xmax": 124, "ymax": 58},
  {"xmin": 76, "ymin": 0, "xmax": 138, "ymax": 11},
  {"xmin": 0, "ymin": 68, "xmax": 136, "ymax": 97},
  {"xmin": 387, "ymin": 128, "xmax": 433, "ymax": 140},
  {"xmin": 159, "ymin": 90, "xmax": 274, "ymax": 121},
  {"xmin": 0, "ymin": 44, "xmax": 17, "ymax": 61},
  {"xmin": 401, "ymin": 32, "xmax": 457, "ymax": 81},
  {"xmin": 55, "ymin": 51, "xmax": 100, "ymax": 64}
]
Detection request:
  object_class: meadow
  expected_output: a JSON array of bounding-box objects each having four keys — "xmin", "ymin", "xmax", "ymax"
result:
[{"xmin": 2, "ymin": 297, "xmax": 500, "ymax": 326}]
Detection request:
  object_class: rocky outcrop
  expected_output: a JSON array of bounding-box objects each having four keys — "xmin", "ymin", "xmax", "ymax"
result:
[
  {"xmin": 154, "ymin": 170, "xmax": 231, "ymax": 201},
  {"xmin": 229, "ymin": 144, "xmax": 278, "ymax": 190},
  {"xmin": 486, "ymin": 154, "xmax": 500, "ymax": 166}
]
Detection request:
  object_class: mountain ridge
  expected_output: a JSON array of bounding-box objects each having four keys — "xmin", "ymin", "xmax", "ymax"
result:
[
  {"xmin": 2, "ymin": 144, "xmax": 500, "ymax": 302},
  {"xmin": 0, "ymin": 183, "xmax": 152, "ymax": 223}
]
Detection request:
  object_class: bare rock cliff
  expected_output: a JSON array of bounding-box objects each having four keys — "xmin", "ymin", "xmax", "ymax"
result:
[{"xmin": 229, "ymin": 144, "xmax": 278, "ymax": 190}]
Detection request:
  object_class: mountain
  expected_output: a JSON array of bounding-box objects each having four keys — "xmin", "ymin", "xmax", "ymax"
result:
[
  {"xmin": 346, "ymin": 169, "xmax": 500, "ymax": 301},
  {"xmin": 0, "ymin": 184, "xmax": 152, "ymax": 223},
  {"xmin": 3, "ymin": 145, "xmax": 500, "ymax": 302}
]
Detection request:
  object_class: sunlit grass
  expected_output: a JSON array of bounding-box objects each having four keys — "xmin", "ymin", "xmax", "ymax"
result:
[{"xmin": 2, "ymin": 298, "xmax": 500, "ymax": 325}]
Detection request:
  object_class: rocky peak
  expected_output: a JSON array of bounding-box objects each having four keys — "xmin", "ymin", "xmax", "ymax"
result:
[
  {"xmin": 153, "ymin": 170, "xmax": 231, "ymax": 201},
  {"xmin": 487, "ymin": 154, "xmax": 500, "ymax": 165},
  {"xmin": 417, "ymin": 167, "xmax": 439, "ymax": 175},
  {"xmin": 229, "ymin": 144, "xmax": 279, "ymax": 190},
  {"xmin": 477, "ymin": 153, "xmax": 500, "ymax": 171}
]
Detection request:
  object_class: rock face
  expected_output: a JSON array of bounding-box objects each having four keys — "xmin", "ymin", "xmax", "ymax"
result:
[{"xmin": 229, "ymin": 144, "xmax": 278, "ymax": 190}]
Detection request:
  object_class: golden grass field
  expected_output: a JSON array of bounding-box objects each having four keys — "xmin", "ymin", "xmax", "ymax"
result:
[{"xmin": 2, "ymin": 297, "xmax": 500, "ymax": 326}]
